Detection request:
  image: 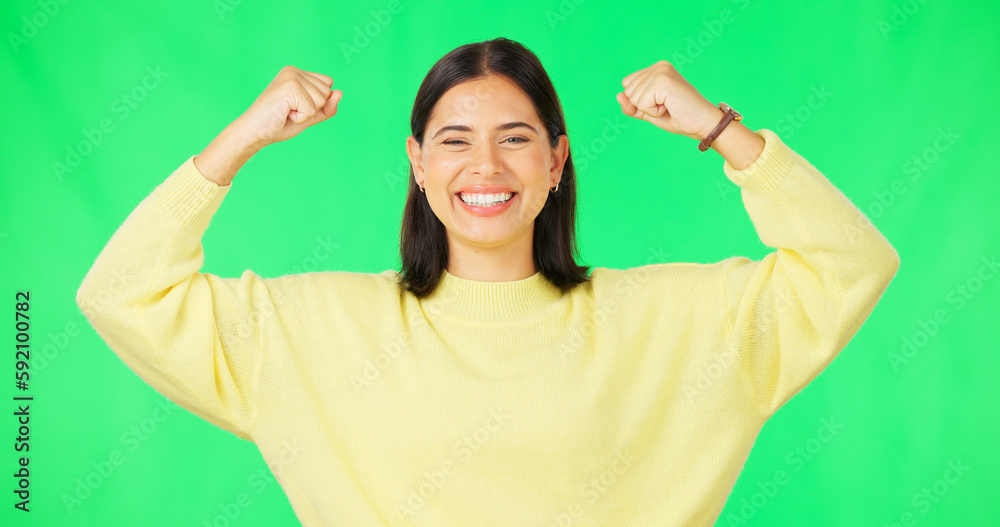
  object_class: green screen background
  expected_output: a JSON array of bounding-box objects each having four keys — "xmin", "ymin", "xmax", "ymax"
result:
[{"xmin": 2, "ymin": 0, "xmax": 996, "ymax": 525}]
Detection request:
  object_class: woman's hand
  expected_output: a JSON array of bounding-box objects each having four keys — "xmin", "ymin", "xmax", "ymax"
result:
[
  {"xmin": 616, "ymin": 60, "xmax": 721, "ymax": 142},
  {"xmin": 195, "ymin": 66, "xmax": 342, "ymax": 185},
  {"xmin": 234, "ymin": 65, "xmax": 343, "ymax": 148}
]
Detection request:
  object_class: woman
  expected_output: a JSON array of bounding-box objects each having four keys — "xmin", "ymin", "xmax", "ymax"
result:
[{"xmin": 77, "ymin": 37, "xmax": 899, "ymax": 526}]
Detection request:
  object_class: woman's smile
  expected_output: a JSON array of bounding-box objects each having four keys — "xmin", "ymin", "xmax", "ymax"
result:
[{"xmin": 455, "ymin": 191, "xmax": 518, "ymax": 216}]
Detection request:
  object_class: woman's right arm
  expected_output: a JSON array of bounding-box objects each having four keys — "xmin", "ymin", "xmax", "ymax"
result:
[{"xmin": 75, "ymin": 66, "xmax": 342, "ymax": 439}]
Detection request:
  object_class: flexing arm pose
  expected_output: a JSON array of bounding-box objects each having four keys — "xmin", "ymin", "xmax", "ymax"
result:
[
  {"xmin": 617, "ymin": 60, "xmax": 899, "ymax": 416},
  {"xmin": 75, "ymin": 66, "xmax": 343, "ymax": 438}
]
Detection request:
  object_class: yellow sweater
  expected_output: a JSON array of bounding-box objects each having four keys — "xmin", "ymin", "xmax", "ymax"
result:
[{"xmin": 76, "ymin": 128, "xmax": 899, "ymax": 526}]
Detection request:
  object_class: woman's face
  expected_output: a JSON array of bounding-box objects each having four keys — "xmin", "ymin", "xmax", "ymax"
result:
[{"xmin": 406, "ymin": 74, "xmax": 568, "ymax": 255}]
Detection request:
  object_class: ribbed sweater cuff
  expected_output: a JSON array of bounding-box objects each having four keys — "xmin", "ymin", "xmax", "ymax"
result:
[
  {"xmin": 721, "ymin": 128, "xmax": 795, "ymax": 195},
  {"xmin": 152, "ymin": 155, "xmax": 231, "ymax": 231}
]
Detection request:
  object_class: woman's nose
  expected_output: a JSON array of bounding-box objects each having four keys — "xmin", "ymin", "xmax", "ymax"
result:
[{"xmin": 468, "ymin": 141, "xmax": 502, "ymax": 177}]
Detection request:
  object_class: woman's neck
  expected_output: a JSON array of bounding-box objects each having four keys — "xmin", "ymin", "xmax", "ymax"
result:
[{"xmin": 446, "ymin": 230, "xmax": 537, "ymax": 282}]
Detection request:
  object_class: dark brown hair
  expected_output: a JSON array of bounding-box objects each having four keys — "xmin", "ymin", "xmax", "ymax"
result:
[{"xmin": 397, "ymin": 37, "xmax": 590, "ymax": 297}]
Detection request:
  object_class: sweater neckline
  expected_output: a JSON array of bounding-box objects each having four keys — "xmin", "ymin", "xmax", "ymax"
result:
[{"xmin": 421, "ymin": 269, "xmax": 565, "ymax": 323}]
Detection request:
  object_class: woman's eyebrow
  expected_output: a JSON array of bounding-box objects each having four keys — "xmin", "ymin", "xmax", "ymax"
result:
[{"xmin": 432, "ymin": 121, "xmax": 536, "ymax": 139}]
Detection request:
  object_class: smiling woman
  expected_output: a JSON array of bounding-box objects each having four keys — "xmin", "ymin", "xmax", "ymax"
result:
[
  {"xmin": 400, "ymin": 39, "xmax": 584, "ymax": 292},
  {"xmin": 76, "ymin": 36, "xmax": 899, "ymax": 526}
]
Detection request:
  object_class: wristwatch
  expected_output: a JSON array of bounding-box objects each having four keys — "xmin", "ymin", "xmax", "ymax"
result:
[{"xmin": 698, "ymin": 102, "xmax": 742, "ymax": 152}]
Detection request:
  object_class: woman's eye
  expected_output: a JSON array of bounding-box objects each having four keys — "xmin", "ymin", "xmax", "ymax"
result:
[{"xmin": 442, "ymin": 137, "xmax": 527, "ymax": 145}]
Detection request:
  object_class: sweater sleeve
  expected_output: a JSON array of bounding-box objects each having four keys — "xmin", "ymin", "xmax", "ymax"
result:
[
  {"xmin": 75, "ymin": 155, "xmax": 270, "ymax": 440},
  {"xmin": 718, "ymin": 129, "xmax": 900, "ymax": 418}
]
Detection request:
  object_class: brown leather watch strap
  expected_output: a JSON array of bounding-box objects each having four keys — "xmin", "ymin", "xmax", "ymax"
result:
[{"xmin": 698, "ymin": 103, "xmax": 742, "ymax": 152}]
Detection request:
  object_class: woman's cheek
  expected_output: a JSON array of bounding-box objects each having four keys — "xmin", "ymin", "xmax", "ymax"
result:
[{"xmin": 437, "ymin": 155, "xmax": 465, "ymax": 173}]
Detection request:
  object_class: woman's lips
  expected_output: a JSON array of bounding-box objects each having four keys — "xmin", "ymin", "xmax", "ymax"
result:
[{"xmin": 456, "ymin": 193, "xmax": 516, "ymax": 216}]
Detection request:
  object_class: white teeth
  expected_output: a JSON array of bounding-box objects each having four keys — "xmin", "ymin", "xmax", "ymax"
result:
[{"xmin": 459, "ymin": 192, "xmax": 513, "ymax": 206}]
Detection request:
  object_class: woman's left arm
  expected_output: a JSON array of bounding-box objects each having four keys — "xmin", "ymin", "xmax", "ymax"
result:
[{"xmin": 619, "ymin": 61, "xmax": 901, "ymax": 417}]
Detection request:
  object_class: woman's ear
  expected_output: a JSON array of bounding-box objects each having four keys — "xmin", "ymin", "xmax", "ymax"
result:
[
  {"xmin": 550, "ymin": 134, "xmax": 569, "ymax": 185},
  {"xmin": 406, "ymin": 135, "xmax": 423, "ymax": 180}
]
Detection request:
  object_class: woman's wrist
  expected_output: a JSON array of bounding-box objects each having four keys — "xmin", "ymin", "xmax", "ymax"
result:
[
  {"xmin": 194, "ymin": 120, "xmax": 264, "ymax": 186},
  {"xmin": 699, "ymin": 106, "xmax": 765, "ymax": 170}
]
